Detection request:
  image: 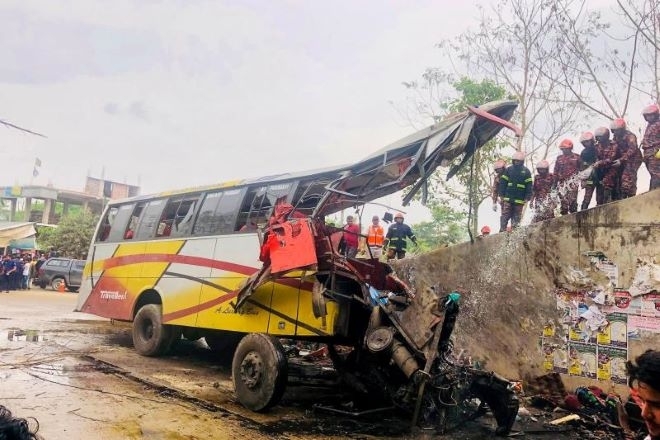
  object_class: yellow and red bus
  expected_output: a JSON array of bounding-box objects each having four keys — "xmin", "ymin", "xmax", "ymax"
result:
[{"xmin": 76, "ymin": 100, "xmax": 521, "ymax": 422}]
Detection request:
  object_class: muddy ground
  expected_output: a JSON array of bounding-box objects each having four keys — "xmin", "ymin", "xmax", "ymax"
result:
[{"xmin": 0, "ymin": 290, "xmax": 590, "ymax": 439}]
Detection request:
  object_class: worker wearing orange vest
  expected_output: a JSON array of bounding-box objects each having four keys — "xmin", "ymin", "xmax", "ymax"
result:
[{"xmin": 365, "ymin": 215, "xmax": 385, "ymax": 258}]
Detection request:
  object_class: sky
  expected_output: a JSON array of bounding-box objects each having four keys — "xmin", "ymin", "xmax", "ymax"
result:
[{"xmin": 0, "ymin": 0, "xmax": 651, "ymax": 230}]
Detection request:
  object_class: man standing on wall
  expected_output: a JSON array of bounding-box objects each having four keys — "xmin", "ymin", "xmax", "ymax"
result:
[
  {"xmin": 641, "ymin": 104, "xmax": 660, "ymax": 191},
  {"xmin": 530, "ymin": 160, "xmax": 555, "ymax": 223},
  {"xmin": 498, "ymin": 151, "xmax": 533, "ymax": 232},
  {"xmin": 553, "ymin": 139, "xmax": 582, "ymax": 215},
  {"xmin": 579, "ymin": 131, "xmax": 601, "ymax": 209},
  {"xmin": 611, "ymin": 118, "xmax": 642, "ymax": 199},
  {"xmin": 594, "ymin": 127, "xmax": 622, "ymax": 204}
]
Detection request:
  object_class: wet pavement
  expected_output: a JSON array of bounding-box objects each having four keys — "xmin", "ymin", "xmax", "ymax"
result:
[{"xmin": 0, "ymin": 290, "xmax": 587, "ymax": 439}]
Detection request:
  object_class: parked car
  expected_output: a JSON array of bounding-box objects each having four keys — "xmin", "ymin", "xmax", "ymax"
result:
[{"xmin": 35, "ymin": 258, "xmax": 85, "ymax": 293}]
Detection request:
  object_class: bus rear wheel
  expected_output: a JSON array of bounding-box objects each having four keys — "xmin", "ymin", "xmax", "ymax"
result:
[
  {"xmin": 133, "ymin": 304, "xmax": 173, "ymax": 357},
  {"xmin": 232, "ymin": 333, "xmax": 287, "ymax": 412}
]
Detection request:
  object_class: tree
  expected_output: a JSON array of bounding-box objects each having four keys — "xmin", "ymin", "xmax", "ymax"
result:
[
  {"xmin": 549, "ymin": 0, "xmax": 640, "ymax": 119},
  {"xmin": 445, "ymin": 0, "xmax": 582, "ymax": 161},
  {"xmin": 38, "ymin": 210, "xmax": 98, "ymax": 259},
  {"xmin": 615, "ymin": 0, "xmax": 659, "ymax": 103},
  {"xmin": 410, "ymin": 203, "xmax": 468, "ymax": 252},
  {"xmin": 399, "ymin": 77, "xmax": 510, "ymax": 236}
]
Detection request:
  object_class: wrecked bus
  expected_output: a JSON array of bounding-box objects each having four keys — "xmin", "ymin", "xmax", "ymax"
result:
[{"xmin": 76, "ymin": 100, "xmax": 521, "ymax": 434}]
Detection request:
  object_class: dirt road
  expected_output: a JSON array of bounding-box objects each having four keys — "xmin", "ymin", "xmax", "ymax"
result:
[
  {"xmin": 0, "ymin": 290, "xmax": 419, "ymax": 439},
  {"xmin": 0, "ymin": 290, "xmax": 578, "ymax": 439}
]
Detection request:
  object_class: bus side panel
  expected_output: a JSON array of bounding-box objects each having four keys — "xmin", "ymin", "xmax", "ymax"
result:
[
  {"xmin": 77, "ymin": 242, "xmax": 118, "ymax": 312},
  {"xmin": 266, "ymin": 279, "xmax": 300, "ymax": 336},
  {"xmin": 155, "ymin": 238, "xmax": 214, "ymax": 327},
  {"xmin": 77, "ymin": 242, "xmax": 145, "ymax": 320},
  {"xmin": 195, "ymin": 234, "xmax": 271, "ymax": 333},
  {"xmin": 197, "ymin": 282, "xmax": 273, "ymax": 333}
]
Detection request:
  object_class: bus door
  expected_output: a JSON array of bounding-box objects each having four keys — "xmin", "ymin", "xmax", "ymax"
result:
[{"xmin": 85, "ymin": 203, "xmax": 138, "ymax": 319}]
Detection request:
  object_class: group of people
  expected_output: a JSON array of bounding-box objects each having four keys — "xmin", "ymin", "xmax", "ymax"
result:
[
  {"xmin": 341, "ymin": 212, "xmax": 417, "ymax": 260},
  {"xmin": 0, "ymin": 253, "xmax": 47, "ymax": 292},
  {"xmin": 493, "ymin": 104, "xmax": 660, "ymax": 232}
]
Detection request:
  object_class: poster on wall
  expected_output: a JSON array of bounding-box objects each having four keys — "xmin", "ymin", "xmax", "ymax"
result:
[
  {"xmin": 597, "ymin": 347, "xmax": 628, "ymax": 384},
  {"xmin": 640, "ymin": 293, "xmax": 660, "ymax": 318},
  {"xmin": 541, "ymin": 340, "xmax": 568, "ymax": 374},
  {"xmin": 568, "ymin": 342, "xmax": 597, "ymax": 379},
  {"xmin": 597, "ymin": 313, "xmax": 628, "ymax": 348}
]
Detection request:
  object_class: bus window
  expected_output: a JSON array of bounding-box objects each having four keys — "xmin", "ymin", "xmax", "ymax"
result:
[
  {"xmin": 193, "ymin": 189, "xmax": 244, "ymax": 236},
  {"xmin": 100, "ymin": 204, "xmax": 136, "ymax": 243},
  {"xmin": 238, "ymin": 182, "xmax": 296, "ymax": 230},
  {"xmin": 96, "ymin": 207, "xmax": 118, "ymax": 242},
  {"xmin": 135, "ymin": 199, "xmax": 165, "ymax": 240},
  {"xmin": 158, "ymin": 195, "xmax": 200, "ymax": 238}
]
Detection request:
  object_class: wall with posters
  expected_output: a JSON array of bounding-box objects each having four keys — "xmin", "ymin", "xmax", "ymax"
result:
[{"xmin": 395, "ymin": 190, "xmax": 660, "ymax": 384}]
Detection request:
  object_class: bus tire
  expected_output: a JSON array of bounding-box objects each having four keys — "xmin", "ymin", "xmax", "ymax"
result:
[
  {"xmin": 232, "ymin": 333, "xmax": 287, "ymax": 412},
  {"xmin": 132, "ymin": 304, "xmax": 173, "ymax": 357}
]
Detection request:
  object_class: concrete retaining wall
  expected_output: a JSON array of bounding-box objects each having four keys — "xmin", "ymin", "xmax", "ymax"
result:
[{"xmin": 394, "ymin": 189, "xmax": 660, "ymax": 388}]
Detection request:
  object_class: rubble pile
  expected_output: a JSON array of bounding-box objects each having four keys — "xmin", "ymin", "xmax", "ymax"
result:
[{"xmin": 511, "ymin": 373, "xmax": 649, "ymax": 439}]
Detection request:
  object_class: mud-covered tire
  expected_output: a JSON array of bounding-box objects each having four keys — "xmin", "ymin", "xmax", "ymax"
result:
[
  {"xmin": 132, "ymin": 304, "xmax": 173, "ymax": 357},
  {"xmin": 232, "ymin": 333, "xmax": 287, "ymax": 412}
]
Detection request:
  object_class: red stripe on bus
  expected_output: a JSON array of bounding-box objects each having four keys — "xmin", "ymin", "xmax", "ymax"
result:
[
  {"xmin": 102, "ymin": 253, "xmax": 257, "ymax": 275},
  {"xmin": 162, "ymin": 291, "xmax": 239, "ymax": 322}
]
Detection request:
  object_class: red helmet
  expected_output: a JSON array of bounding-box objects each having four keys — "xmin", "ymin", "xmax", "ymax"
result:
[
  {"xmin": 494, "ymin": 159, "xmax": 506, "ymax": 170},
  {"xmin": 610, "ymin": 118, "xmax": 626, "ymax": 130},
  {"xmin": 559, "ymin": 139, "xmax": 574, "ymax": 149},
  {"xmin": 537, "ymin": 160, "xmax": 550, "ymax": 169},
  {"xmin": 512, "ymin": 151, "xmax": 525, "ymax": 161},
  {"xmin": 642, "ymin": 103, "xmax": 659, "ymax": 115},
  {"xmin": 480, "ymin": 225, "xmax": 491, "ymax": 234},
  {"xmin": 579, "ymin": 131, "xmax": 594, "ymax": 143}
]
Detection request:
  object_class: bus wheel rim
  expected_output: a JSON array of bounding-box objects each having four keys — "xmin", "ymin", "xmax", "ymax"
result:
[{"xmin": 239, "ymin": 351, "xmax": 263, "ymax": 389}]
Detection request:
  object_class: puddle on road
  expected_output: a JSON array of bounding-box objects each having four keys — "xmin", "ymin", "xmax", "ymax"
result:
[{"xmin": 7, "ymin": 329, "xmax": 46, "ymax": 342}]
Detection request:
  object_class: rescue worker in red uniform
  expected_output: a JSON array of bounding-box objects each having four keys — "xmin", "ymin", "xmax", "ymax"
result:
[
  {"xmin": 530, "ymin": 160, "xmax": 555, "ymax": 223},
  {"xmin": 491, "ymin": 159, "xmax": 506, "ymax": 212},
  {"xmin": 594, "ymin": 127, "xmax": 621, "ymax": 204},
  {"xmin": 611, "ymin": 118, "xmax": 642, "ymax": 199},
  {"xmin": 498, "ymin": 151, "xmax": 532, "ymax": 232},
  {"xmin": 579, "ymin": 131, "xmax": 600, "ymax": 209},
  {"xmin": 553, "ymin": 139, "xmax": 582, "ymax": 215},
  {"xmin": 641, "ymin": 103, "xmax": 660, "ymax": 191}
]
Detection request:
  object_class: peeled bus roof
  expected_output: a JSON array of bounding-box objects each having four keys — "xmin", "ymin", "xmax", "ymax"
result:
[{"xmin": 105, "ymin": 99, "xmax": 518, "ymax": 210}]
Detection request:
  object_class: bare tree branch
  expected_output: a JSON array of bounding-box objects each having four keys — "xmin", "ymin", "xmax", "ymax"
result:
[{"xmin": 0, "ymin": 119, "xmax": 46, "ymax": 138}]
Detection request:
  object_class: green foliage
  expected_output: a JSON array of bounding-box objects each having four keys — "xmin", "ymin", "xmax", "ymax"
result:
[
  {"xmin": 418, "ymin": 77, "xmax": 509, "ymax": 235},
  {"xmin": 410, "ymin": 203, "xmax": 468, "ymax": 252},
  {"xmin": 38, "ymin": 210, "xmax": 98, "ymax": 259}
]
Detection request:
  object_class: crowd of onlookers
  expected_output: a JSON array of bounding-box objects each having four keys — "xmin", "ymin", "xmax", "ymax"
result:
[
  {"xmin": 492, "ymin": 104, "xmax": 660, "ymax": 232},
  {"xmin": 0, "ymin": 252, "xmax": 49, "ymax": 292}
]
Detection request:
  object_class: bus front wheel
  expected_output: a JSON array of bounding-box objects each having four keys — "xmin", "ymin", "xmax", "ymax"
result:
[
  {"xmin": 133, "ymin": 304, "xmax": 173, "ymax": 357},
  {"xmin": 232, "ymin": 333, "xmax": 287, "ymax": 412}
]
